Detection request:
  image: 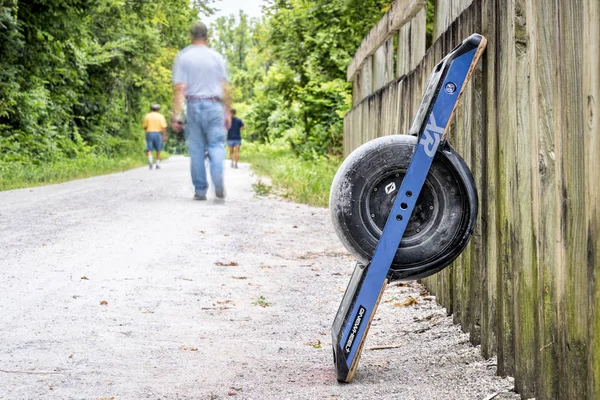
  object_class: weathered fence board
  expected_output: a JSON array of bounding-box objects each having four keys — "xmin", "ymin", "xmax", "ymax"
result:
[
  {"xmin": 558, "ymin": 2, "xmax": 587, "ymax": 399},
  {"xmin": 583, "ymin": 1, "xmax": 600, "ymax": 398},
  {"xmin": 480, "ymin": 0, "xmax": 498, "ymax": 362},
  {"xmin": 342, "ymin": 0, "xmax": 600, "ymax": 398},
  {"xmin": 397, "ymin": 7, "xmax": 427, "ymax": 78}
]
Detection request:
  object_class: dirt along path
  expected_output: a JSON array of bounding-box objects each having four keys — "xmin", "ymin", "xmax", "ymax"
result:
[{"xmin": 0, "ymin": 156, "xmax": 518, "ymax": 400}]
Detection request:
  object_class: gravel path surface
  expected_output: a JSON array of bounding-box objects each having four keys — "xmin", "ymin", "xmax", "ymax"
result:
[{"xmin": 0, "ymin": 156, "xmax": 519, "ymax": 400}]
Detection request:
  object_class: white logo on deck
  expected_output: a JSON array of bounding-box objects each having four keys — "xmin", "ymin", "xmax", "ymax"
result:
[{"xmin": 420, "ymin": 113, "xmax": 445, "ymax": 157}]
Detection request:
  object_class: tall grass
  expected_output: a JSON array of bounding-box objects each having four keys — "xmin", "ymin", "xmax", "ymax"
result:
[
  {"xmin": 0, "ymin": 153, "xmax": 166, "ymax": 191},
  {"xmin": 242, "ymin": 142, "xmax": 340, "ymax": 207}
]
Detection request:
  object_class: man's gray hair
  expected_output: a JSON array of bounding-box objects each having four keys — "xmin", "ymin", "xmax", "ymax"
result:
[{"xmin": 191, "ymin": 22, "xmax": 208, "ymax": 41}]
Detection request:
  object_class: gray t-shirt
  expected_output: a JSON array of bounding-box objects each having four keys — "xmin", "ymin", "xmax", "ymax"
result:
[{"xmin": 172, "ymin": 45, "xmax": 228, "ymax": 98}]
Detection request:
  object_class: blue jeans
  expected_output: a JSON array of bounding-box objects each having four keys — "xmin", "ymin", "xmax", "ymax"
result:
[{"xmin": 185, "ymin": 100, "xmax": 226, "ymax": 196}]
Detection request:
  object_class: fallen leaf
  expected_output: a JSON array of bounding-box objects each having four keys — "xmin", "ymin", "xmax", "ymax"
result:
[
  {"xmin": 179, "ymin": 345, "xmax": 198, "ymax": 351},
  {"xmin": 68, "ymin": 354, "xmax": 73, "ymax": 359},
  {"xmin": 232, "ymin": 276, "xmax": 249, "ymax": 280},
  {"xmin": 141, "ymin": 310, "xmax": 154, "ymax": 314},
  {"xmin": 215, "ymin": 261, "xmax": 239, "ymax": 267},
  {"xmin": 228, "ymin": 390, "xmax": 237, "ymax": 396},
  {"xmin": 199, "ymin": 230, "xmax": 205, "ymax": 234},
  {"xmin": 42, "ymin": 243, "xmax": 47, "ymax": 247},
  {"xmin": 216, "ymin": 300, "xmax": 235, "ymax": 305},
  {"xmin": 331, "ymin": 272, "xmax": 342, "ymax": 276},
  {"xmin": 318, "ymin": 331, "xmax": 327, "ymax": 336},
  {"xmin": 304, "ymin": 339, "xmax": 322, "ymax": 349},
  {"xmin": 99, "ymin": 300, "xmax": 108, "ymax": 306},
  {"xmin": 96, "ymin": 398, "xmax": 115, "ymax": 400},
  {"xmin": 394, "ymin": 296, "xmax": 418, "ymax": 307},
  {"xmin": 80, "ymin": 276, "xmax": 89, "ymax": 280}
]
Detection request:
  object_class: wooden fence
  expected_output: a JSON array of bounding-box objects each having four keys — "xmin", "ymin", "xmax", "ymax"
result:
[{"xmin": 343, "ymin": 1, "xmax": 600, "ymax": 399}]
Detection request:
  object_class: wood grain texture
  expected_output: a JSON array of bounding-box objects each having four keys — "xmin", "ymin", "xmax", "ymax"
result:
[
  {"xmin": 479, "ymin": 0, "xmax": 498, "ymax": 360},
  {"xmin": 527, "ymin": 0, "xmax": 560, "ymax": 398},
  {"xmin": 583, "ymin": 1, "xmax": 600, "ymax": 399},
  {"xmin": 558, "ymin": 1, "xmax": 587, "ymax": 398},
  {"xmin": 494, "ymin": 0, "xmax": 516, "ymax": 377}
]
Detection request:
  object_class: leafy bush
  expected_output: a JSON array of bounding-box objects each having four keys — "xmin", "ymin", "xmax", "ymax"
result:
[{"xmin": 0, "ymin": 0, "xmax": 210, "ymax": 181}]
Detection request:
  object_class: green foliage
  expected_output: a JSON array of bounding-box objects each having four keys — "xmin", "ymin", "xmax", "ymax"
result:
[
  {"xmin": 242, "ymin": 142, "xmax": 341, "ymax": 207},
  {"xmin": 252, "ymin": 179, "xmax": 272, "ymax": 196},
  {"xmin": 251, "ymin": 295, "xmax": 272, "ymax": 308},
  {"xmin": 214, "ymin": 1, "xmax": 391, "ymax": 159},
  {"xmin": 0, "ymin": 153, "xmax": 152, "ymax": 191},
  {"xmin": 0, "ymin": 0, "xmax": 212, "ymax": 177},
  {"xmin": 426, "ymin": 0, "xmax": 435, "ymax": 48}
]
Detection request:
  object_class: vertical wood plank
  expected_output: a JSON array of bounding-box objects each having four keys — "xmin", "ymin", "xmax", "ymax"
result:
[
  {"xmin": 361, "ymin": 57, "xmax": 373, "ymax": 99},
  {"xmin": 384, "ymin": 38, "xmax": 395, "ymax": 86},
  {"xmin": 465, "ymin": 0, "xmax": 484, "ymax": 345},
  {"xmin": 433, "ymin": 0, "xmax": 449, "ymax": 40},
  {"xmin": 495, "ymin": 0, "xmax": 517, "ymax": 377},
  {"xmin": 551, "ymin": 1, "xmax": 569, "ymax": 397},
  {"xmin": 373, "ymin": 46, "xmax": 387, "ymax": 92},
  {"xmin": 583, "ymin": 0, "xmax": 600, "ymax": 398},
  {"xmin": 511, "ymin": 0, "xmax": 537, "ymax": 395},
  {"xmin": 397, "ymin": 22, "xmax": 411, "ymax": 77},
  {"xmin": 528, "ymin": 0, "xmax": 560, "ymax": 397},
  {"xmin": 557, "ymin": 1, "xmax": 587, "ymax": 398},
  {"xmin": 409, "ymin": 7, "xmax": 427, "ymax": 71},
  {"xmin": 353, "ymin": 75, "xmax": 362, "ymax": 106},
  {"xmin": 480, "ymin": 0, "xmax": 499, "ymax": 361}
]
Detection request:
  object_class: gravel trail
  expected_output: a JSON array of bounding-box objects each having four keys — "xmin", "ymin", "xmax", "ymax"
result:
[{"xmin": 0, "ymin": 156, "xmax": 518, "ymax": 400}]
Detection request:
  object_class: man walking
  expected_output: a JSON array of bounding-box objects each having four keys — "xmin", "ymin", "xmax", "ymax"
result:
[
  {"xmin": 171, "ymin": 22, "xmax": 231, "ymax": 201},
  {"xmin": 227, "ymin": 109, "xmax": 245, "ymax": 169},
  {"xmin": 143, "ymin": 104, "xmax": 168, "ymax": 170}
]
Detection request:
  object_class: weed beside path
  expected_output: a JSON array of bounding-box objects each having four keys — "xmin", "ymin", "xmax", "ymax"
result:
[{"xmin": 242, "ymin": 142, "xmax": 340, "ymax": 207}]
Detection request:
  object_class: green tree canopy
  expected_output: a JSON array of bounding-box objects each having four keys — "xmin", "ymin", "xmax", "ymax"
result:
[
  {"xmin": 0, "ymin": 0, "xmax": 213, "ymax": 165},
  {"xmin": 216, "ymin": 0, "xmax": 393, "ymax": 157}
]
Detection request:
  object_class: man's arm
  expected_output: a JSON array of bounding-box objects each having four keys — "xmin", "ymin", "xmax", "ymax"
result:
[
  {"xmin": 222, "ymin": 81, "xmax": 232, "ymax": 130},
  {"xmin": 171, "ymin": 83, "xmax": 186, "ymax": 131}
]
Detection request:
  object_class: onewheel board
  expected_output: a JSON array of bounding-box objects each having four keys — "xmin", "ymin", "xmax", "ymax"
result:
[{"xmin": 331, "ymin": 33, "xmax": 487, "ymax": 383}]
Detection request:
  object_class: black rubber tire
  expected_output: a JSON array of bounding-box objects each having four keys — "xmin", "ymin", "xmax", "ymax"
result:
[{"xmin": 329, "ymin": 135, "xmax": 478, "ymax": 281}]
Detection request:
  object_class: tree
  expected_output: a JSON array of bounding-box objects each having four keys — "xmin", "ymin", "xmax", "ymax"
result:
[
  {"xmin": 235, "ymin": 0, "xmax": 393, "ymax": 156},
  {"xmin": 0, "ymin": 0, "xmax": 213, "ymax": 165}
]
